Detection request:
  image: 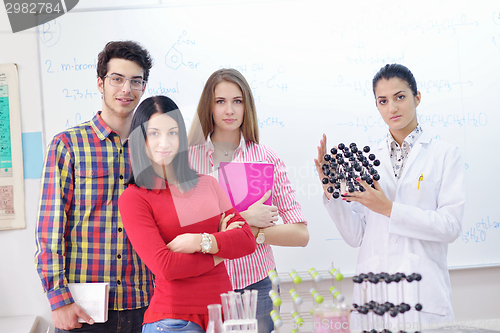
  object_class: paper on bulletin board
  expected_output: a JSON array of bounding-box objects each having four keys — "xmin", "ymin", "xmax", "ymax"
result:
[{"xmin": 0, "ymin": 63, "xmax": 26, "ymax": 230}]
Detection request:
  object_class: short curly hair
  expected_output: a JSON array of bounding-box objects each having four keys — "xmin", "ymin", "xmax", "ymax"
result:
[{"xmin": 97, "ymin": 40, "xmax": 153, "ymax": 82}]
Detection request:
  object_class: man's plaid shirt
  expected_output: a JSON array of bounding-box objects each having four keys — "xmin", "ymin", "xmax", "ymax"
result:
[{"xmin": 35, "ymin": 112, "xmax": 153, "ymax": 311}]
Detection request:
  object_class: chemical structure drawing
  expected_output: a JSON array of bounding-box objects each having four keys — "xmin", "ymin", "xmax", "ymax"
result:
[
  {"xmin": 165, "ymin": 46, "xmax": 183, "ymax": 70},
  {"xmin": 165, "ymin": 31, "xmax": 199, "ymax": 70}
]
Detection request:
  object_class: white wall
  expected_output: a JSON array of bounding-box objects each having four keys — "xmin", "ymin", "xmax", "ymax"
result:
[
  {"xmin": 1, "ymin": 2, "xmax": 499, "ymax": 333},
  {"xmin": 0, "ymin": 6, "xmax": 50, "ymax": 333}
]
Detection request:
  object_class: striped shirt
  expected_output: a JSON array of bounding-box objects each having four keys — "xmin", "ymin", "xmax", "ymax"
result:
[
  {"xmin": 189, "ymin": 135, "xmax": 307, "ymax": 289},
  {"xmin": 35, "ymin": 112, "xmax": 153, "ymax": 311}
]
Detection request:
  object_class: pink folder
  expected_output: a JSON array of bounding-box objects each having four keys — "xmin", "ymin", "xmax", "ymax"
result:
[{"xmin": 218, "ymin": 162, "xmax": 274, "ymax": 212}]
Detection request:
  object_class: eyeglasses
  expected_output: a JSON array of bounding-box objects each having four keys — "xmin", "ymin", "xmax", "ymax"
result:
[{"xmin": 104, "ymin": 75, "xmax": 146, "ymax": 91}]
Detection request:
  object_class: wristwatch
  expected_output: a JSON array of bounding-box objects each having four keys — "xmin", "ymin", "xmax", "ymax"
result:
[
  {"xmin": 200, "ymin": 233, "xmax": 212, "ymax": 254},
  {"xmin": 256, "ymin": 228, "xmax": 265, "ymax": 244}
]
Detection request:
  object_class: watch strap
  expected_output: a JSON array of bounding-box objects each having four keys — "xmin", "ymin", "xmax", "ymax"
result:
[{"xmin": 256, "ymin": 228, "xmax": 265, "ymax": 244}]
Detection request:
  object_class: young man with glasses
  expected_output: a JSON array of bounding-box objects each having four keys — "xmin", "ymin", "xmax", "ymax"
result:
[{"xmin": 35, "ymin": 41, "xmax": 154, "ymax": 333}]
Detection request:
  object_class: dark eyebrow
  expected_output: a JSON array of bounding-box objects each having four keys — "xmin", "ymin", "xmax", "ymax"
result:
[
  {"xmin": 377, "ymin": 90, "xmax": 406, "ymax": 99},
  {"xmin": 109, "ymin": 72, "xmax": 143, "ymax": 79},
  {"xmin": 147, "ymin": 126, "xmax": 179, "ymax": 131}
]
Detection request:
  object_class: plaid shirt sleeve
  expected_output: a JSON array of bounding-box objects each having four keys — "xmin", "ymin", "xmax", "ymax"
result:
[{"xmin": 35, "ymin": 134, "xmax": 75, "ymax": 310}]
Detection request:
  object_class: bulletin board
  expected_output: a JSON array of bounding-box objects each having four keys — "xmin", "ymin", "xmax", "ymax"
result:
[{"xmin": 0, "ymin": 63, "xmax": 26, "ymax": 230}]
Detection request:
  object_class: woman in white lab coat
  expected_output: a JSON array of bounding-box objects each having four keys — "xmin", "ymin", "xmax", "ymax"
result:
[{"xmin": 315, "ymin": 64, "xmax": 465, "ymax": 330}]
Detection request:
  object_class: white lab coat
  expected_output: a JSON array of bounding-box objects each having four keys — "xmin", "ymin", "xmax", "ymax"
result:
[{"xmin": 324, "ymin": 132, "xmax": 465, "ymax": 330}]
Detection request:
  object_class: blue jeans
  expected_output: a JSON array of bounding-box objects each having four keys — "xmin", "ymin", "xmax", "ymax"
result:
[
  {"xmin": 55, "ymin": 308, "xmax": 147, "ymax": 333},
  {"xmin": 142, "ymin": 319, "xmax": 204, "ymax": 333},
  {"xmin": 235, "ymin": 276, "xmax": 278, "ymax": 333}
]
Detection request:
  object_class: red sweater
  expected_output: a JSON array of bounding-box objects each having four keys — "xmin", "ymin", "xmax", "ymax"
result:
[{"xmin": 118, "ymin": 175, "xmax": 256, "ymax": 317}]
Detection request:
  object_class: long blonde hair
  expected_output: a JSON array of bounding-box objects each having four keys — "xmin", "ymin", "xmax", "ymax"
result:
[{"xmin": 188, "ymin": 68, "xmax": 259, "ymax": 145}]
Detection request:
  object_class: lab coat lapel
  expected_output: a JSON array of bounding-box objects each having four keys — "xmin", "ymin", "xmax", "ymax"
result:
[
  {"xmin": 376, "ymin": 139, "xmax": 397, "ymax": 200},
  {"xmin": 396, "ymin": 132, "xmax": 432, "ymax": 188}
]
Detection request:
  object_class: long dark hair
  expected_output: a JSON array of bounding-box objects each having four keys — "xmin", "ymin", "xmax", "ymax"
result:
[{"xmin": 127, "ymin": 95, "xmax": 198, "ymax": 191}]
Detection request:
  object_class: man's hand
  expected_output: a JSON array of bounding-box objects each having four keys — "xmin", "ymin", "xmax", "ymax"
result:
[{"xmin": 52, "ymin": 303, "xmax": 94, "ymax": 330}]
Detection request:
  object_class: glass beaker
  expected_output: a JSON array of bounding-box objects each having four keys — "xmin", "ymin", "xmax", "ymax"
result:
[
  {"xmin": 206, "ymin": 304, "xmax": 224, "ymax": 333},
  {"xmin": 313, "ymin": 303, "xmax": 351, "ymax": 333}
]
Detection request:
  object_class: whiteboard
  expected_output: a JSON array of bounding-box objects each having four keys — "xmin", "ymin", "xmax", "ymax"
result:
[{"xmin": 37, "ymin": 0, "xmax": 500, "ymax": 275}]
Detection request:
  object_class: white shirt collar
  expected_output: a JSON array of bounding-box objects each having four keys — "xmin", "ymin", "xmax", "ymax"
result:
[{"xmin": 206, "ymin": 133, "xmax": 246, "ymax": 155}]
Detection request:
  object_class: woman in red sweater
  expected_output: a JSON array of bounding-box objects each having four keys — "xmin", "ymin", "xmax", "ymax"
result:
[{"xmin": 118, "ymin": 95, "xmax": 256, "ymax": 333}]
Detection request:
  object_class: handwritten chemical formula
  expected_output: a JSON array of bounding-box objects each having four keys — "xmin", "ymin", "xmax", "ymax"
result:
[
  {"xmin": 493, "ymin": 9, "xmax": 500, "ymax": 51},
  {"xmin": 165, "ymin": 31, "xmax": 199, "ymax": 70},
  {"xmin": 461, "ymin": 216, "xmax": 500, "ymax": 244},
  {"xmin": 218, "ymin": 63, "xmax": 289, "ymax": 103},
  {"xmin": 333, "ymin": 74, "xmax": 460, "ymax": 96},
  {"xmin": 331, "ymin": 13, "xmax": 479, "ymax": 38},
  {"xmin": 335, "ymin": 112, "xmax": 487, "ymax": 133},
  {"xmin": 258, "ymin": 117, "xmax": 284, "ymax": 129},
  {"xmin": 419, "ymin": 112, "xmax": 487, "ymax": 128},
  {"xmin": 61, "ymin": 88, "xmax": 99, "ymax": 100},
  {"xmin": 45, "ymin": 58, "xmax": 97, "ymax": 74}
]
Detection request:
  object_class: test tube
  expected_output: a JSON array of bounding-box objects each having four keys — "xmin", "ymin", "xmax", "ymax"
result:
[
  {"xmin": 228, "ymin": 291, "xmax": 239, "ymax": 321},
  {"xmin": 221, "ymin": 293, "xmax": 232, "ymax": 332},
  {"xmin": 221, "ymin": 293, "xmax": 231, "ymax": 321},
  {"xmin": 250, "ymin": 289, "xmax": 258, "ymax": 319},
  {"xmin": 234, "ymin": 292, "xmax": 246, "ymax": 330},
  {"xmin": 234, "ymin": 292, "xmax": 245, "ymax": 320},
  {"xmin": 243, "ymin": 290, "xmax": 251, "ymax": 319}
]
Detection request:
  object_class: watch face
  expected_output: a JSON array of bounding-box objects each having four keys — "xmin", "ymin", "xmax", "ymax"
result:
[
  {"xmin": 201, "ymin": 234, "xmax": 211, "ymax": 253},
  {"xmin": 256, "ymin": 233, "xmax": 265, "ymax": 244},
  {"xmin": 202, "ymin": 240, "xmax": 210, "ymax": 252}
]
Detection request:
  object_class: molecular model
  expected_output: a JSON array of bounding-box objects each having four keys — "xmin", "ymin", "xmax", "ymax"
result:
[
  {"xmin": 352, "ymin": 272, "xmax": 423, "ymax": 333},
  {"xmin": 267, "ymin": 267, "xmax": 348, "ymax": 333},
  {"xmin": 321, "ymin": 143, "xmax": 381, "ymax": 199}
]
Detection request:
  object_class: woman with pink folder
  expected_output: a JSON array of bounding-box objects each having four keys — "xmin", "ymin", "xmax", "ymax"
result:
[{"xmin": 188, "ymin": 68, "xmax": 309, "ymax": 333}]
